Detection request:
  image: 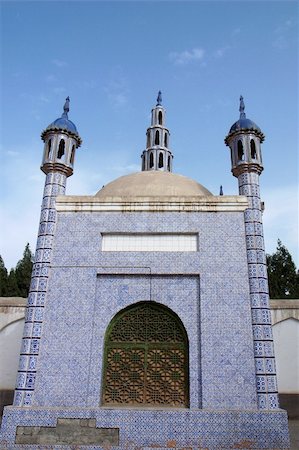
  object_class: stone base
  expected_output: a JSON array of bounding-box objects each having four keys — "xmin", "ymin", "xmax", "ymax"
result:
[
  {"xmin": 0, "ymin": 406, "xmax": 290, "ymax": 449},
  {"xmin": 279, "ymin": 394, "xmax": 299, "ymax": 420},
  {"xmin": 0, "ymin": 390, "xmax": 14, "ymax": 421}
]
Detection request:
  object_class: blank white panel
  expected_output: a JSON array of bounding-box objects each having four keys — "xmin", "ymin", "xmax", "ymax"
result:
[{"xmin": 102, "ymin": 234, "xmax": 198, "ymax": 252}]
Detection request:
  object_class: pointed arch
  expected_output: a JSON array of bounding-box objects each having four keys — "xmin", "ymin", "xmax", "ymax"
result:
[
  {"xmin": 158, "ymin": 152, "xmax": 163, "ymax": 168},
  {"xmin": 149, "ymin": 152, "xmax": 154, "ymax": 168},
  {"xmin": 102, "ymin": 301, "xmax": 189, "ymax": 407},
  {"xmin": 57, "ymin": 139, "xmax": 65, "ymax": 159},
  {"xmin": 250, "ymin": 139, "xmax": 257, "ymax": 159},
  {"xmin": 70, "ymin": 145, "xmax": 75, "ymax": 165},
  {"xmin": 155, "ymin": 130, "xmax": 160, "ymax": 145},
  {"xmin": 237, "ymin": 140, "xmax": 244, "ymax": 161},
  {"xmin": 158, "ymin": 111, "xmax": 163, "ymax": 125},
  {"xmin": 47, "ymin": 139, "xmax": 52, "ymax": 158},
  {"xmin": 164, "ymin": 133, "xmax": 168, "ymax": 147}
]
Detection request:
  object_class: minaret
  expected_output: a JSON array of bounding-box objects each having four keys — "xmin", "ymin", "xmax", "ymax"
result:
[
  {"xmin": 141, "ymin": 91, "xmax": 173, "ymax": 172},
  {"xmin": 225, "ymin": 96, "xmax": 279, "ymax": 410},
  {"xmin": 14, "ymin": 98, "xmax": 82, "ymax": 407}
]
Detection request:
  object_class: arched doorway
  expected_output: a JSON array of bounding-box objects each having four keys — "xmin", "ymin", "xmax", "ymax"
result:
[{"xmin": 102, "ymin": 302, "xmax": 189, "ymax": 407}]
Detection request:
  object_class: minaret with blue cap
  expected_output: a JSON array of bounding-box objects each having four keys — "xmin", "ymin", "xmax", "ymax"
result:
[
  {"xmin": 225, "ymin": 97, "xmax": 279, "ymax": 411},
  {"xmin": 41, "ymin": 96, "xmax": 82, "ymax": 176},
  {"xmin": 141, "ymin": 91, "xmax": 173, "ymax": 172},
  {"xmin": 225, "ymin": 96, "xmax": 264, "ymax": 177},
  {"xmin": 13, "ymin": 98, "xmax": 82, "ymax": 407}
]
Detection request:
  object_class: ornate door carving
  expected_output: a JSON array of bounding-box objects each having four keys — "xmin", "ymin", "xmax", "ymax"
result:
[{"xmin": 102, "ymin": 302, "xmax": 189, "ymax": 407}]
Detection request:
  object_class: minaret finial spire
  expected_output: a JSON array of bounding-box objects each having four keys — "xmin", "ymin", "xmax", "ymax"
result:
[
  {"xmin": 62, "ymin": 96, "xmax": 70, "ymax": 118},
  {"xmin": 156, "ymin": 90, "xmax": 162, "ymax": 106},
  {"xmin": 239, "ymin": 95, "xmax": 246, "ymax": 119}
]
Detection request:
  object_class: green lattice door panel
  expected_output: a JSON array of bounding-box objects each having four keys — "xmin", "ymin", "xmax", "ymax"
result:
[{"xmin": 102, "ymin": 303, "xmax": 189, "ymax": 407}]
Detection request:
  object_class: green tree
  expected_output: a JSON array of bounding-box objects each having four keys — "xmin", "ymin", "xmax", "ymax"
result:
[
  {"xmin": 15, "ymin": 243, "xmax": 33, "ymax": 297},
  {"xmin": 0, "ymin": 255, "xmax": 8, "ymax": 296},
  {"xmin": 6, "ymin": 269, "xmax": 20, "ymax": 296},
  {"xmin": 267, "ymin": 240, "xmax": 299, "ymax": 299}
]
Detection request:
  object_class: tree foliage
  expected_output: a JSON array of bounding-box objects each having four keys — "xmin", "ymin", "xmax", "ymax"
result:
[
  {"xmin": 15, "ymin": 243, "xmax": 34, "ymax": 297},
  {"xmin": 267, "ymin": 240, "xmax": 299, "ymax": 299},
  {"xmin": 0, "ymin": 255, "xmax": 8, "ymax": 296},
  {"xmin": 6, "ymin": 269, "xmax": 20, "ymax": 297},
  {"xmin": 0, "ymin": 243, "xmax": 33, "ymax": 298}
]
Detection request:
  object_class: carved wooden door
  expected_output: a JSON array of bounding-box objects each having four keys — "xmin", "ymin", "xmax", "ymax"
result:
[{"xmin": 102, "ymin": 302, "xmax": 189, "ymax": 407}]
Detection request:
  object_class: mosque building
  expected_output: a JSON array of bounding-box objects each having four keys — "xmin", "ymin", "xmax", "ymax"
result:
[{"xmin": 0, "ymin": 94, "xmax": 290, "ymax": 448}]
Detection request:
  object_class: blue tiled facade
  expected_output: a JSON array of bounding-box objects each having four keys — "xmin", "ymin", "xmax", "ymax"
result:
[
  {"xmin": 0, "ymin": 208, "xmax": 290, "ymax": 448},
  {"xmin": 37, "ymin": 210, "xmax": 257, "ymax": 405}
]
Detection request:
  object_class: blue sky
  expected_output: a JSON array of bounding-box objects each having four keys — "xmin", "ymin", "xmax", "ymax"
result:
[{"xmin": 0, "ymin": 1, "xmax": 298, "ymax": 270}]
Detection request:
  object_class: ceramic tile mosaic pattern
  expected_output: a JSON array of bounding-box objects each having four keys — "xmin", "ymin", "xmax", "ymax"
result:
[
  {"xmin": 1, "ymin": 203, "xmax": 289, "ymax": 448},
  {"xmin": 13, "ymin": 172, "xmax": 67, "ymax": 408},
  {"xmin": 37, "ymin": 211, "xmax": 255, "ymax": 405},
  {"xmin": 1, "ymin": 405, "xmax": 290, "ymax": 449},
  {"xmin": 238, "ymin": 172, "xmax": 279, "ymax": 410}
]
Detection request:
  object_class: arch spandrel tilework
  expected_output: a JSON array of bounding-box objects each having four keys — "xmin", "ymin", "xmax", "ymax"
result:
[{"xmin": 102, "ymin": 302, "xmax": 189, "ymax": 407}]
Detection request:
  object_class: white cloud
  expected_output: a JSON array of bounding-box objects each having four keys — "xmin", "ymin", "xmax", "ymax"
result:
[
  {"xmin": 274, "ymin": 18, "xmax": 294, "ymax": 35},
  {"xmin": 0, "ymin": 205, "xmax": 41, "ymax": 271},
  {"xmin": 273, "ymin": 18, "xmax": 295, "ymax": 50},
  {"xmin": 262, "ymin": 184, "xmax": 298, "ymax": 266},
  {"xmin": 52, "ymin": 87, "xmax": 66, "ymax": 95},
  {"xmin": 111, "ymin": 163, "xmax": 140, "ymax": 174},
  {"xmin": 52, "ymin": 59, "xmax": 68, "ymax": 68},
  {"xmin": 39, "ymin": 94, "xmax": 50, "ymax": 103},
  {"xmin": 45, "ymin": 74, "xmax": 56, "ymax": 82},
  {"xmin": 111, "ymin": 93, "xmax": 127, "ymax": 107},
  {"xmin": 232, "ymin": 27, "xmax": 241, "ymax": 36},
  {"xmin": 272, "ymin": 35, "xmax": 288, "ymax": 50},
  {"xmin": 1, "ymin": 139, "xmax": 140, "ymax": 270},
  {"xmin": 6, "ymin": 150, "xmax": 20, "ymax": 157},
  {"xmin": 169, "ymin": 48, "xmax": 205, "ymax": 65},
  {"xmin": 213, "ymin": 45, "xmax": 230, "ymax": 58},
  {"xmin": 74, "ymin": 80, "xmax": 97, "ymax": 90},
  {"xmin": 104, "ymin": 77, "xmax": 129, "ymax": 109},
  {"xmin": 19, "ymin": 92, "xmax": 50, "ymax": 105}
]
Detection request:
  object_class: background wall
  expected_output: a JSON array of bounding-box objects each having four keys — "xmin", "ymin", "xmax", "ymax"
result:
[
  {"xmin": 271, "ymin": 300, "xmax": 299, "ymax": 419},
  {"xmin": 0, "ymin": 298, "xmax": 26, "ymax": 417}
]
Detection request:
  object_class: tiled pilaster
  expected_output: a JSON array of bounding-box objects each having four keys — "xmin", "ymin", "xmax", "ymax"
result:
[
  {"xmin": 13, "ymin": 172, "xmax": 66, "ymax": 407},
  {"xmin": 238, "ymin": 171, "xmax": 279, "ymax": 409}
]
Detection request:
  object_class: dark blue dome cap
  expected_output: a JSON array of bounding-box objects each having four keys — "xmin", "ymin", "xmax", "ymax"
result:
[
  {"xmin": 50, "ymin": 116, "xmax": 78, "ymax": 133},
  {"xmin": 43, "ymin": 97, "xmax": 81, "ymax": 139},
  {"xmin": 226, "ymin": 96, "xmax": 264, "ymax": 141},
  {"xmin": 229, "ymin": 117, "xmax": 261, "ymax": 134}
]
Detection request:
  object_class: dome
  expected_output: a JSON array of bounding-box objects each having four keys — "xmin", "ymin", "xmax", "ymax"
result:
[
  {"xmin": 42, "ymin": 97, "xmax": 80, "ymax": 139},
  {"xmin": 226, "ymin": 96, "xmax": 264, "ymax": 141},
  {"xmin": 46, "ymin": 116, "xmax": 78, "ymax": 134},
  {"xmin": 229, "ymin": 117, "xmax": 261, "ymax": 134},
  {"xmin": 95, "ymin": 171, "xmax": 212, "ymax": 198}
]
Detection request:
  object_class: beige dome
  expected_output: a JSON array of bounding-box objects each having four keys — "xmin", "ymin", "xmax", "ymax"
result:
[{"xmin": 95, "ymin": 171, "xmax": 212, "ymax": 198}]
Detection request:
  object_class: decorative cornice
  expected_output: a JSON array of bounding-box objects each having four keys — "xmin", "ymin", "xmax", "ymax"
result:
[
  {"xmin": 41, "ymin": 128, "xmax": 82, "ymax": 146},
  {"xmin": 225, "ymin": 128, "xmax": 265, "ymax": 145},
  {"xmin": 232, "ymin": 163, "xmax": 263, "ymax": 177},
  {"xmin": 41, "ymin": 162, "xmax": 73, "ymax": 177},
  {"xmin": 55, "ymin": 195, "xmax": 248, "ymax": 213}
]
